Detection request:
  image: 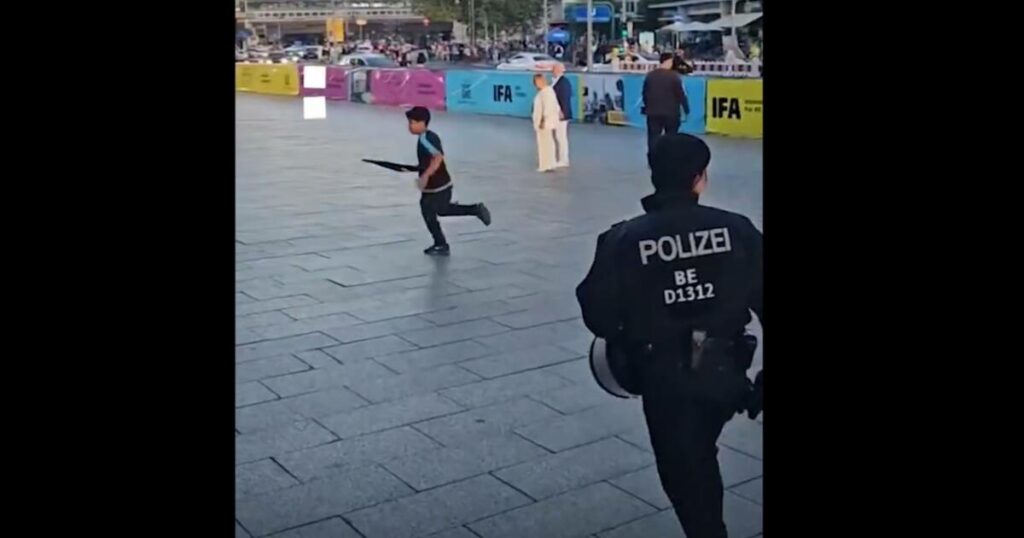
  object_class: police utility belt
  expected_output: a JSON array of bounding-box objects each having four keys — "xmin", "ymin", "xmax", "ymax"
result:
[{"xmin": 589, "ymin": 329, "xmax": 757, "ymax": 404}]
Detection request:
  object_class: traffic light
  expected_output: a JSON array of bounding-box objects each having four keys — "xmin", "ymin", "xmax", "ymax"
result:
[{"xmin": 621, "ymin": 29, "xmax": 628, "ymax": 39}]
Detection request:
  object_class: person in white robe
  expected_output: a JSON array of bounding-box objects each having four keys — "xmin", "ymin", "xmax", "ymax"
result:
[{"xmin": 531, "ymin": 73, "xmax": 561, "ymax": 173}]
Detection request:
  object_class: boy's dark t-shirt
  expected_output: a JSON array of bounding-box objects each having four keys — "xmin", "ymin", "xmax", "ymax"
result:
[{"xmin": 416, "ymin": 130, "xmax": 452, "ymax": 190}]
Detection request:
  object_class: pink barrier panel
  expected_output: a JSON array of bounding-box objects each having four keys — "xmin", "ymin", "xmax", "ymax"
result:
[
  {"xmin": 299, "ymin": 65, "xmax": 349, "ymax": 100},
  {"xmin": 368, "ymin": 69, "xmax": 447, "ymax": 110}
]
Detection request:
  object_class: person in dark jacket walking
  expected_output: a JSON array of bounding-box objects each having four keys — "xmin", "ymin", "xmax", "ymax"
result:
[
  {"xmin": 576, "ymin": 133, "xmax": 763, "ymax": 538},
  {"xmin": 642, "ymin": 53, "xmax": 691, "ymax": 168},
  {"xmin": 551, "ymin": 63, "xmax": 573, "ymax": 168}
]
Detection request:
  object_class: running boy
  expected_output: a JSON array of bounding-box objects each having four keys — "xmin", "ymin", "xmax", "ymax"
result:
[{"xmin": 406, "ymin": 106, "xmax": 491, "ymax": 256}]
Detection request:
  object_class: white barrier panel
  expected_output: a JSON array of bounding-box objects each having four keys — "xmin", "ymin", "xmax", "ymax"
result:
[
  {"xmin": 590, "ymin": 60, "xmax": 760, "ymax": 77},
  {"xmin": 619, "ymin": 62, "xmax": 658, "ymax": 73},
  {"xmin": 692, "ymin": 60, "xmax": 762, "ymax": 78}
]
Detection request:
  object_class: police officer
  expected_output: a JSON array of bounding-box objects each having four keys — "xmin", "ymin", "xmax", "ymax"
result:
[{"xmin": 576, "ymin": 134, "xmax": 763, "ymax": 538}]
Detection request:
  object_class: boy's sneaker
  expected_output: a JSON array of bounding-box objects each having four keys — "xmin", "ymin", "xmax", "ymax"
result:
[
  {"xmin": 423, "ymin": 244, "xmax": 450, "ymax": 256},
  {"xmin": 476, "ymin": 203, "xmax": 492, "ymax": 226}
]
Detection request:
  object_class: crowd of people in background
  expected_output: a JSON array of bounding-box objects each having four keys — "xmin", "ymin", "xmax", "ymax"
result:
[{"xmin": 244, "ymin": 30, "xmax": 760, "ymax": 71}]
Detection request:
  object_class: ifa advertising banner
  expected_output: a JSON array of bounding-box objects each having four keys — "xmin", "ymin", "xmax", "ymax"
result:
[
  {"xmin": 444, "ymin": 70, "xmax": 537, "ymax": 118},
  {"xmin": 705, "ymin": 79, "xmax": 762, "ymax": 138}
]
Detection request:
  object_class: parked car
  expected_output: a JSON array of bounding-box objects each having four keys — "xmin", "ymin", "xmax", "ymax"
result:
[
  {"xmin": 495, "ymin": 52, "xmax": 559, "ymax": 71},
  {"xmin": 403, "ymin": 49, "xmax": 430, "ymax": 65},
  {"xmin": 336, "ymin": 53, "xmax": 398, "ymax": 68},
  {"xmin": 284, "ymin": 45, "xmax": 322, "ymax": 61}
]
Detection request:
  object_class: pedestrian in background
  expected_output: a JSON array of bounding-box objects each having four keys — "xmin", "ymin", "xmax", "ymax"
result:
[
  {"xmin": 531, "ymin": 73, "xmax": 561, "ymax": 173},
  {"xmin": 642, "ymin": 52, "xmax": 690, "ymax": 168},
  {"xmin": 551, "ymin": 63, "xmax": 573, "ymax": 168}
]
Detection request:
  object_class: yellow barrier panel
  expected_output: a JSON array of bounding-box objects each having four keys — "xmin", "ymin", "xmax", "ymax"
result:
[
  {"xmin": 235, "ymin": 64, "xmax": 300, "ymax": 96},
  {"xmin": 606, "ymin": 110, "xmax": 628, "ymax": 126},
  {"xmin": 705, "ymin": 79, "xmax": 762, "ymax": 138}
]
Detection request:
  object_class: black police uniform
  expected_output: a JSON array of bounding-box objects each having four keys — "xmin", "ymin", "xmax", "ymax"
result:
[{"xmin": 576, "ymin": 135, "xmax": 763, "ymax": 538}]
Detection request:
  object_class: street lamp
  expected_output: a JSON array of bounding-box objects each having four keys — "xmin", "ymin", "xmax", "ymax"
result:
[
  {"xmin": 356, "ymin": 18, "xmax": 367, "ymax": 41},
  {"xmin": 542, "ymin": 0, "xmax": 548, "ymax": 47},
  {"xmin": 586, "ymin": 0, "xmax": 593, "ymax": 70},
  {"xmin": 470, "ymin": 0, "xmax": 476, "ymax": 48}
]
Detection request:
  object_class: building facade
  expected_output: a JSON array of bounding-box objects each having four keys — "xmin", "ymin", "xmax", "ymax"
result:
[{"xmin": 237, "ymin": 1, "xmax": 450, "ymax": 44}]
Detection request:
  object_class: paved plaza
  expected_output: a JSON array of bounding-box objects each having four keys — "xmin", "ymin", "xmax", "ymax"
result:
[{"xmin": 235, "ymin": 94, "xmax": 764, "ymax": 538}]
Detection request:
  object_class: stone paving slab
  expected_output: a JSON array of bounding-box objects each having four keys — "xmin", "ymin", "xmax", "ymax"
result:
[
  {"xmin": 248, "ymin": 313, "xmax": 367, "ymax": 342},
  {"xmin": 322, "ymin": 316, "xmax": 436, "ymax": 344},
  {"xmin": 236, "ymin": 465, "xmax": 413, "ymax": 537},
  {"xmin": 346, "ymin": 475, "xmax": 533, "ymax": 538},
  {"xmin": 473, "ymin": 319, "xmax": 592, "ymax": 354},
  {"xmin": 236, "ymin": 354, "xmax": 311, "ymax": 384},
  {"xmin": 236, "ymin": 97, "xmax": 762, "ymax": 536},
  {"xmin": 399, "ymin": 318, "xmax": 511, "ymax": 348},
  {"xmin": 468, "ymin": 482, "xmax": 657, "ymax": 538},
  {"xmin": 608, "ymin": 466, "xmax": 673, "ymax": 510},
  {"xmin": 347, "ymin": 286, "xmax": 535, "ymax": 325},
  {"xmin": 422, "ymin": 527, "xmax": 478, "ymax": 538},
  {"xmin": 237, "ymin": 311, "xmax": 296, "ymax": 330},
  {"xmin": 236, "ymin": 295, "xmax": 320, "ymax": 317},
  {"xmin": 375, "ymin": 340, "xmax": 493, "ymax": 373},
  {"xmin": 236, "ymin": 459, "xmax": 300, "ymax": 499},
  {"xmin": 596, "ymin": 509, "xmax": 681, "ymax": 538},
  {"xmin": 514, "ymin": 400, "xmax": 648, "ymax": 452},
  {"xmin": 411, "ymin": 397, "xmax": 563, "ymax": 447},
  {"xmin": 292, "ymin": 349, "xmax": 341, "ymax": 369},
  {"xmin": 235, "ymin": 420, "xmax": 338, "ymax": 465},
  {"xmin": 237, "ymin": 381, "xmax": 281, "ymax": 407},
  {"xmin": 492, "ymin": 437, "xmax": 654, "ymax": 500},
  {"xmin": 382, "ymin": 433, "xmax": 550, "ymax": 491},
  {"xmin": 322, "ymin": 334, "xmax": 418, "ymax": 362},
  {"xmin": 719, "ymin": 445, "xmax": 765, "ymax": 488},
  {"xmin": 539, "ymin": 357, "xmax": 592, "ymax": 384},
  {"xmin": 260, "ymin": 359, "xmax": 396, "ymax": 398},
  {"xmin": 347, "ymin": 364, "xmax": 482, "ymax": 404},
  {"xmin": 458, "ymin": 344, "xmax": 580, "ymax": 379},
  {"xmin": 723, "ymin": 493, "xmax": 764, "ymax": 538},
  {"xmin": 318, "ymin": 393, "xmax": 464, "ymax": 439},
  {"xmin": 528, "ymin": 382, "xmax": 613, "ymax": 415},
  {"xmin": 730, "ymin": 477, "xmax": 763, "ymax": 505},
  {"xmin": 439, "ymin": 369, "xmax": 572, "ymax": 408},
  {"xmin": 276, "ymin": 426, "xmax": 442, "ymax": 482},
  {"xmin": 719, "ymin": 419, "xmax": 764, "ymax": 460},
  {"xmin": 423, "ymin": 299, "xmax": 529, "ymax": 326},
  {"xmin": 265, "ymin": 518, "xmax": 363, "ymax": 538},
  {"xmin": 235, "ymin": 387, "xmax": 370, "ymax": 433},
  {"xmin": 236, "ymin": 333, "xmax": 340, "ymax": 364}
]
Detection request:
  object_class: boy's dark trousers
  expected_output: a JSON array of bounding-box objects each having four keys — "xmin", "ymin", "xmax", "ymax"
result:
[{"xmin": 420, "ymin": 188, "xmax": 478, "ymax": 246}]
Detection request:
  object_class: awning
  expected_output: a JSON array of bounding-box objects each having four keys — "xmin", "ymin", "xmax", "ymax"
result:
[
  {"xmin": 707, "ymin": 12, "xmax": 763, "ymax": 28},
  {"xmin": 657, "ymin": 21, "xmax": 723, "ymax": 33}
]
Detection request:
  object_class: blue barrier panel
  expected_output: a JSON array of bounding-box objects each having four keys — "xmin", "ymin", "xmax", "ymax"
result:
[
  {"xmin": 623, "ymin": 75, "xmax": 707, "ymax": 134},
  {"xmin": 445, "ymin": 70, "xmax": 537, "ymax": 118}
]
